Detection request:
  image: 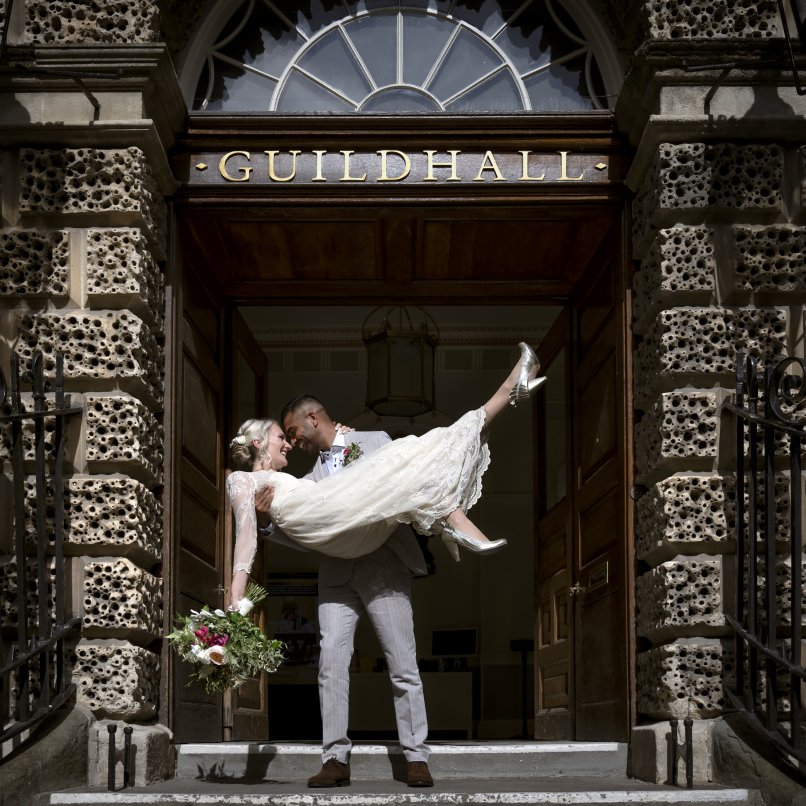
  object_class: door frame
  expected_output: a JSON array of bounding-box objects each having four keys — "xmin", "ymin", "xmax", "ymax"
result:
[{"xmin": 163, "ymin": 114, "xmax": 635, "ymax": 741}]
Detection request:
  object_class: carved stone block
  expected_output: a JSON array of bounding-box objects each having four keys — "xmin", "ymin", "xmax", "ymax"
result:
[
  {"xmin": 0, "ymin": 229, "xmax": 70, "ymax": 297},
  {"xmin": 18, "ymin": 148, "xmax": 166, "ymax": 258},
  {"xmin": 25, "ymin": 1, "xmax": 160, "ymax": 45},
  {"xmin": 20, "ymin": 477, "xmax": 162, "ymax": 564},
  {"xmin": 633, "ymin": 143, "xmax": 783, "ymax": 257},
  {"xmin": 86, "ymin": 228, "xmax": 164, "ymax": 329},
  {"xmin": 646, "ymin": 0, "xmax": 780, "ymax": 39},
  {"xmin": 82, "ymin": 558, "xmax": 161, "ymax": 642},
  {"xmin": 72, "ymin": 640, "xmax": 158, "ymax": 719},
  {"xmin": 637, "ymin": 556, "xmax": 729, "ymax": 642},
  {"xmin": 637, "ymin": 639, "xmax": 732, "ymax": 720},
  {"xmin": 634, "ymin": 307, "xmax": 787, "ymax": 409},
  {"xmin": 84, "ymin": 394, "xmax": 163, "ymax": 484},
  {"xmin": 636, "ymin": 474, "xmax": 735, "ymax": 564},
  {"xmin": 632, "ymin": 226, "xmax": 716, "ymax": 332},
  {"xmin": 88, "ymin": 722, "xmax": 173, "ymax": 787},
  {"xmin": 635, "ymin": 391, "xmax": 721, "ymax": 480},
  {"xmin": 15, "ymin": 311, "xmax": 163, "ymax": 406},
  {"xmin": 733, "ymin": 225, "xmax": 806, "ymax": 294}
]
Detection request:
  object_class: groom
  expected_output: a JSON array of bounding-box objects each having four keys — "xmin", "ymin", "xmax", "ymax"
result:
[{"xmin": 255, "ymin": 393, "xmax": 433, "ymax": 788}]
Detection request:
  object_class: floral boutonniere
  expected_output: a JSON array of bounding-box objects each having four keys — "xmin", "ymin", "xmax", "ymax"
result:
[{"xmin": 343, "ymin": 442, "xmax": 363, "ymax": 466}]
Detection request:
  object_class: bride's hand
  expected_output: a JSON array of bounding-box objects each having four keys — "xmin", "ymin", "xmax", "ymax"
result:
[{"xmin": 334, "ymin": 422, "xmax": 355, "ymax": 434}]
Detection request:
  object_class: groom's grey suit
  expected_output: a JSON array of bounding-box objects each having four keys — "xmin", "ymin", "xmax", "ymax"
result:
[{"xmin": 270, "ymin": 429, "xmax": 430, "ymax": 765}]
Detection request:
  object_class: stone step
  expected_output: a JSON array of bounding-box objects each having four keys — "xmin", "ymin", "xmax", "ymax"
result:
[
  {"xmin": 49, "ymin": 781, "xmax": 762, "ymax": 806},
  {"xmin": 175, "ymin": 741, "xmax": 629, "ymax": 780}
]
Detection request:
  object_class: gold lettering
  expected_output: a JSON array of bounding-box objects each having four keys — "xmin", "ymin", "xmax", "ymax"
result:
[
  {"xmin": 340, "ymin": 150, "xmax": 367, "ymax": 182},
  {"xmin": 378, "ymin": 149, "xmax": 411, "ymax": 182},
  {"xmin": 519, "ymin": 150, "xmax": 545, "ymax": 181},
  {"xmin": 312, "ymin": 149, "xmax": 327, "ymax": 182},
  {"xmin": 265, "ymin": 150, "xmax": 301, "ymax": 182},
  {"xmin": 424, "ymin": 150, "xmax": 460, "ymax": 181},
  {"xmin": 474, "ymin": 150, "xmax": 505, "ymax": 181},
  {"xmin": 218, "ymin": 150, "xmax": 252, "ymax": 183},
  {"xmin": 558, "ymin": 150, "xmax": 584, "ymax": 181}
]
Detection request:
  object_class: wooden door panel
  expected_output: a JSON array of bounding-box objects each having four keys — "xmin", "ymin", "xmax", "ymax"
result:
[
  {"xmin": 571, "ymin": 220, "xmax": 630, "ymax": 742},
  {"xmin": 578, "ymin": 350, "xmax": 617, "ymax": 483},
  {"xmin": 534, "ymin": 311, "xmax": 573, "ymax": 740},
  {"xmin": 227, "ymin": 309, "xmax": 269, "ymax": 741},
  {"xmin": 172, "ymin": 269, "xmax": 226, "ymax": 744},
  {"xmin": 181, "ymin": 357, "xmax": 219, "ymax": 476},
  {"xmin": 578, "ymin": 484, "xmax": 619, "ymax": 567}
]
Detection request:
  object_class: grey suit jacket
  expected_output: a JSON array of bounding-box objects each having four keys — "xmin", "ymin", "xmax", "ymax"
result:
[{"xmin": 265, "ymin": 430, "xmax": 428, "ymax": 582}]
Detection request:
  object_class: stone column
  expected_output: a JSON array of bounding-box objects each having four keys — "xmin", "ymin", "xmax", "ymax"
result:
[
  {"xmin": 618, "ymin": 0, "xmax": 806, "ymax": 785},
  {"xmin": 0, "ymin": 0, "xmax": 184, "ymax": 787}
]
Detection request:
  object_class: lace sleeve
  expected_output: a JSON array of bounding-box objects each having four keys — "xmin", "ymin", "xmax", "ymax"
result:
[{"xmin": 227, "ymin": 472, "xmax": 258, "ymax": 574}]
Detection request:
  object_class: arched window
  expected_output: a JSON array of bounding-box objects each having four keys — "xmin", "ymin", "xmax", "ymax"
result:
[{"xmin": 185, "ymin": 1, "xmax": 620, "ymax": 114}]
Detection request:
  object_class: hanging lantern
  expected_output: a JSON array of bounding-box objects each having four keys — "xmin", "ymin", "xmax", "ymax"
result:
[{"xmin": 362, "ymin": 306, "xmax": 439, "ymax": 417}]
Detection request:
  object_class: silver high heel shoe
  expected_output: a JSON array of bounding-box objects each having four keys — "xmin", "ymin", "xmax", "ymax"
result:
[
  {"xmin": 509, "ymin": 342, "xmax": 547, "ymax": 406},
  {"xmin": 441, "ymin": 526, "xmax": 507, "ymax": 560}
]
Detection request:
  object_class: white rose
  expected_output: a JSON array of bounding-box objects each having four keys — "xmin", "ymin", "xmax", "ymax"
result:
[
  {"xmin": 190, "ymin": 645, "xmax": 212, "ymax": 665},
  {"xmin": 236, "ymin": 598, "xmax": 254, "ymax": 616},
  {"xmin": 208, "ymin": 646, "xmax": 228, "ymax": 666}
]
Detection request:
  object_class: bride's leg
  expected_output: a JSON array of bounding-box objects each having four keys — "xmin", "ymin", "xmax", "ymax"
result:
[{"xmin": 482, "ymin": 352, "xmax": 538, "ymax": 426}]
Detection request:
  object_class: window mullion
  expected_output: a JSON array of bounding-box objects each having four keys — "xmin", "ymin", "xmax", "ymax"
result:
[
  {"xmin": 422, "ymin": 23, "xmax": 462, "ymax": 92},
  {"xmin": 443, "ymin": 63, "xmax": 507, "ymax": 106},
  {"xmin": 338, "ymin": 25, "xmax": 378, "ymax": 91}
]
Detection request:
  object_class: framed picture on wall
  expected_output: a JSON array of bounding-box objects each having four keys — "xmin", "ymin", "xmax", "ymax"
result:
[{"xmin": 266, "ymin": 573, "xmax": 319, "ymax": 667}]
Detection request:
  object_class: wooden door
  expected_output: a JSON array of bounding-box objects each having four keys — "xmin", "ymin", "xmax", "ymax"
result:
[
  {"xmin": 534, "ymin": 217, "xmax": 631, "ymax": 741},
  {"xmin": 534, "ymin": 310, "xmax": 574, "ymax": 738},
  {"xmin": 224, "ymin": 308, "xmax": 269, "ymax": 740},
  {"xmin": 170, "ymin": 261, "xmax": 227, "ymax": 743},
  {"xmin": 571, "ymin": 219, "xmax": 631, "ymax": 741}
]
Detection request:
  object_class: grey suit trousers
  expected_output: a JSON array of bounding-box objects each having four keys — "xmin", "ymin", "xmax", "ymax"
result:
[{"xmin": 318, "ymin": 544, "xmax": 430, "ymax": 764}]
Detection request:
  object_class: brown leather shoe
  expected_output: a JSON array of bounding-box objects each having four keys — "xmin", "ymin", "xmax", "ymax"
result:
[
  {"xmin": 307, "ymin": 759, "xmax": 351, "ymax": 787},
  {"xmin": 406, "ymin": 761, "xmax": 434, "ymax": 787}
]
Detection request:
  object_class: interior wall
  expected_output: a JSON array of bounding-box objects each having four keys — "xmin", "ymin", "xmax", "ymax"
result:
[{"xmin": 238, "ymin": 304, "xmax": 561, "ymax": 737}]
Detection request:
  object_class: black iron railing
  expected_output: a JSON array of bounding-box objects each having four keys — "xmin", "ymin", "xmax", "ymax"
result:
[
  {"xmin": 1, "ymin": 352, "xmax": 82, "ymax": 753},
  {"xmin": 723, "ymin": 352, "xmax": 805, "ymax": 763}
]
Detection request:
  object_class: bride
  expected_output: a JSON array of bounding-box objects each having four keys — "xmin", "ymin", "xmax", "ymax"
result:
[{"xmin": 226, "ymin": 342, "xmax": 544, "ymax": 604}]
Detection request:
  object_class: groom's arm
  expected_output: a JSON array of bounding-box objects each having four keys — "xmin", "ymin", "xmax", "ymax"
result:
[{"xmin": 255, "ymin": 482, "xmax": 312, "ymax": 552}]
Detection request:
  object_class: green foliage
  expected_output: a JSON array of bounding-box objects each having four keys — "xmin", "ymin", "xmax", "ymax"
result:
[{"xmin": 167, "ymin": 583, "xmax": 285, "ymax": 694}]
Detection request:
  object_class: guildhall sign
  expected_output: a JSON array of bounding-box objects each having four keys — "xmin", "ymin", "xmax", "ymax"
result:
[{"xmin": 189, "ymin": 148, "xmax": 610, "ymax": 185}]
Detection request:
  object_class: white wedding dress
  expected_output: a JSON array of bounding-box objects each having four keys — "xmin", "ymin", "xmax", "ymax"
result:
[{"xmin": 228, "ymin": 408, "xmax": 491, "ymax": 573}]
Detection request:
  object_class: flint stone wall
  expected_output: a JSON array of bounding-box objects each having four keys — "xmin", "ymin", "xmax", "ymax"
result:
[
  {"xmin": 18, "ymin": 148, "xmax": 166, "ymax": 258},
  {"xmin": 632, "ymin": 139, "xmax": 806, "ymax": 721},
  {"xmin": 82, "ymin": 559, "xmax": 161, "ymax": 642},
  {"xmin": 72, "ymin": 641, "xmax": 159, "ymax": 719},
  {"xmin": 24, "ymin": 1, "xmax": 160, "ymax": 44},
  {"xmin": 20, "ymin": 477, "xmax": 162, "ymax": 564},
  {"xmin": 15, "ymin": 311, "xmax": 163, "ymax": 406},
  {"xmin": 1, "ymin": 139, "xmax": 167, "ymax": 732},
  {"xmin": 637, "ymin": 639, "xmax": 732, "ymax": 720},
  {"xmin": 645, "ymin": 0, "xmax": 781, "ymax": 40}
]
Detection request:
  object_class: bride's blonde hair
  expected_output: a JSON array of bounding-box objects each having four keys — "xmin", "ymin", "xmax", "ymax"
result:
[{"xmin": 230, "ymin": 418, "xmax": 276, "ymax": 470}]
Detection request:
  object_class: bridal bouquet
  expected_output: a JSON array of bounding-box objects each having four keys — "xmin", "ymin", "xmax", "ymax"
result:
[{"xmin": 167, "ymin": 583, "xmax": 285, "ymax": 694}]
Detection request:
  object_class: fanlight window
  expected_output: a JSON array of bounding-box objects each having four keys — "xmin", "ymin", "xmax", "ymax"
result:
[{"xmin": 192, "ymin": 0, "xmax": 608, "ymax": 113}]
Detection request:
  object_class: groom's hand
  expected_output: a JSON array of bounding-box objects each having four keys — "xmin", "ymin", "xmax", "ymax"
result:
[{"xmin": 255, "ymin": 484, "xmax": 275, "ymax": 529}]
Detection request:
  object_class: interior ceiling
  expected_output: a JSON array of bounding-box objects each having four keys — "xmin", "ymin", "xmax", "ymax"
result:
[{"xmin": 179, "ymin": 203, "xmax": 618, "ymax": 303}]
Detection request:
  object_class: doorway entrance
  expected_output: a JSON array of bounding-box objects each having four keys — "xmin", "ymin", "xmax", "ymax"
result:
[{"xmin": 164, "ymin": 117, "xmax": 632, "ymax": 744}]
